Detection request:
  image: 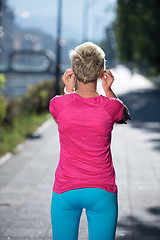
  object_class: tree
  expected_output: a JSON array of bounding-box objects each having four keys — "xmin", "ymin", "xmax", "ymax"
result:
[{"xmin": 115, "ymin": 0, "xmax": 160, "ymax": 75}]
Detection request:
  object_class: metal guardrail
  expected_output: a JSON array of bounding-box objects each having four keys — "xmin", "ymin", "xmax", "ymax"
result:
[{"xmin": 0, "ymin": 50, "xmax": 56, "ymax": 74}]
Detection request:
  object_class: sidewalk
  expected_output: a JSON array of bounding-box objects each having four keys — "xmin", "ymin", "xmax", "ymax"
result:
[{"xmin": 0, "ymin": 66, "xmax": 160, "ymax": 239}]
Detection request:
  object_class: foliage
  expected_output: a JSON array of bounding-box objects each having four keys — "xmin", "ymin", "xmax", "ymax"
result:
[
  {"xmin": 5, "ymin": 98, "xmax": 21, "ymax": 127},
  {"xmin": 0, "ymin": 95, "xmax": 8, "ymax": 125},
  {"xmin": 21, "ymin": 80, "xmax": 56, "ymax": 114},
  {"xmin": 0, "ymin": 111, "xmax": 49, "ymax": 157},
  {"xmin": 115, "ymin": 0, "xmax": 160, "ymax": 75},
  {"xmin": 0, "ymin": 79, "xmax": 56, "ymax": 127},
  {"xmin": 0, "ymin": 79, "xmax": 56, "ymax": 155},
  {"xmin": 0, "ymin": 74, "xmax": 6, "ymax": 89}
]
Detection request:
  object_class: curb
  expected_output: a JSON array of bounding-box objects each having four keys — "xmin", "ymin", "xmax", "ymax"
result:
[{"xmin": 0, "ymin": 118, "xmax": 53, "ymax": 167}]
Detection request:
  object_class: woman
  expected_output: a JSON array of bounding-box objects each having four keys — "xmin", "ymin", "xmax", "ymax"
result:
[{"xmin": 49, "ymin": 42, "xmax": 131, "ymax": 240}]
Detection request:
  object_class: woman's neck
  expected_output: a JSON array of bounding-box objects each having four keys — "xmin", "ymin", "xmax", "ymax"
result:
[{"xmin": 76, "ymin": 80, "xmax": 99, "ymax": 97}]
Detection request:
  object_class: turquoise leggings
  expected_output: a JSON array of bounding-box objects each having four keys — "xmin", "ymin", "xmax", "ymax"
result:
[{"xmin": 50, "ymin": 188, "xmax": 118, "ymax": 240}]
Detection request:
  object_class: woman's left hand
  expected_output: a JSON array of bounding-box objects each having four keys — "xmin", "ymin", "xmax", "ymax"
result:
[
  {"xmin": 62, "ymin": 69, "xmax": 75, "ymax": 92},
  {"xmin": 101, "ymin": 70, "xmax": 115, "ymax": 92}
]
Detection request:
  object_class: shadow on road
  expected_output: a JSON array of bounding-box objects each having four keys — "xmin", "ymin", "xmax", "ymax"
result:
[
  {"xmin": 116, "ymin": 206, "xmax": 160, "ymax": 240},
  {"xmin": 26, "ymin": 133, "xmax": 42, "ymax": 140},
  {"xmin": 119, "ymin": 88, "xmax": 160, "ymax": 152},
  {"xmin": 116, "ymin": 88, "xmax": 160, "ymax": 239}
]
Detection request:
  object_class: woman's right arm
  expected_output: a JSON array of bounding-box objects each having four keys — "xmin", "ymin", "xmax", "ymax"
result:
[{"xmin": 62, "ymin": 68, "xmax": 75, "ymax": 94}]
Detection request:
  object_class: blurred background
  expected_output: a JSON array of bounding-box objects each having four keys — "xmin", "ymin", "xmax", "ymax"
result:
[{"xmin": 0, "ymin": 0, "xmax": 117, "ymax": 97}]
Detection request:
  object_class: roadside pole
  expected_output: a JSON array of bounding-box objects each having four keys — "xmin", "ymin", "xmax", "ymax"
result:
[{"xmin": 55, "ymin": 0, "xmax": 62, "ymax": 95}]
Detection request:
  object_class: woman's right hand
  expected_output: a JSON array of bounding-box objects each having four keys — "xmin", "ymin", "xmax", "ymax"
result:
[{"xmin": 62, "ymin": 68, "xmax": 75, "ymax": 93}]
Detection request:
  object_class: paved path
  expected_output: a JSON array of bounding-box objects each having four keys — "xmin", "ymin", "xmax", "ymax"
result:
[{"xmin": 0, "ymin": 66, "xmax": 160, "ymax": 239}]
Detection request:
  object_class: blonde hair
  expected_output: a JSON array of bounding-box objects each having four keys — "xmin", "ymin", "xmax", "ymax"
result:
[{"xmin": 69, "ymin": 42, "xmax": 105, "ymax": 84}]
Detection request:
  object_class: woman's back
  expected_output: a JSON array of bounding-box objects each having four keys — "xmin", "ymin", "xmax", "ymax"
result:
[{"xmin": 49, "ymin": 92, "xmax": 124, "ymax": 194}]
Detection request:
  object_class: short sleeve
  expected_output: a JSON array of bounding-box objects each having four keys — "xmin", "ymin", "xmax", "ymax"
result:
[
  {"xmin": 49, "ymin": 96, "xmax": 60, "ymax": 120},
  {"xmin": 106, "ymin": 98, "xmax": 124, "ymax": 123},
  {"xmin": 49, "ymin": 94, "xmax": 75, "ymax": 120}
]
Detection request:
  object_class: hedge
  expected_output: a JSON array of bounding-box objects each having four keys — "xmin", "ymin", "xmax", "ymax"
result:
[
  {"xmin": 0, "ymin": 79, "xmax": 57, "ymax": 150},
  {"xmin": 0, "ymin": 79, "xmax": 56, "ymax": 128}
]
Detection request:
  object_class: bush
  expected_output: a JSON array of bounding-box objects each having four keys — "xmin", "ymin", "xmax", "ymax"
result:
[
  {"xmin": 21, "ymin": 80, "xmax": 56, "ymax": 114},
  {"xmin": 0, "ymin": 73, "xmax": 6, "ymax": 89},
  {"xmin": 0, "ymin": 79, "xmax": 56, "ymax": 156},
  {"xmin": 1, "ymin": 79, "xmax": 56, "ymax": 127},
  {"xmin": 0, "ymin": 95, "xmax": 8, "ymax": 141},
  {"xmin": 0, "ymin": 95, "xmax": 8, "ymax": 125},
  {"xmin": 4, "ymin": 98, "xmax": 22, "ymax": 127}
]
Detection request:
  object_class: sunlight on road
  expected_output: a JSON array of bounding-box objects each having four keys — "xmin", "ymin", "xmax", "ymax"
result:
[{"xmin": 97, "ymin": 65, "xmax": 155, "ymax": 96}]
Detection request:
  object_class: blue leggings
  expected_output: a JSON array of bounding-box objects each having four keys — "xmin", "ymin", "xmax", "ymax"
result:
[{"xmin": 50, "ymin": 188, "xmax": 118, "ymax": 240}]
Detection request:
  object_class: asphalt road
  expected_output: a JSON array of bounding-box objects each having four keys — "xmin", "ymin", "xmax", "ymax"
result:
[{"xmin": 0, "ymin": 66, "xmax": 160, "ymax": 240}]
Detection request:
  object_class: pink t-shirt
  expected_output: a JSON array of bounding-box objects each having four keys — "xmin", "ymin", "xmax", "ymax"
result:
[{"xmin": 49, "ymin": 92, "xmax": 124, "ymax": 194}]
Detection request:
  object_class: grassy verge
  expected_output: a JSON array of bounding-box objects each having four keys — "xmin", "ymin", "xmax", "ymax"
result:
[{"xmin": 0, "ymin": 111, "xmax": 51, "ymax": 158}]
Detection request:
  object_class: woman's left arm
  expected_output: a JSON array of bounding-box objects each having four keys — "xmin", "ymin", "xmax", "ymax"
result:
[
  {"xmin": 101, "ymin": 70, "xmax": 131, "ymax": 124},
  {"xmin": 117, "ymin": 105, "xmax": 131, "ymax": 124}
]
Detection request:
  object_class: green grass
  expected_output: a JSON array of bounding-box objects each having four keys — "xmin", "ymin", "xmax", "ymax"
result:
[{"xmin": 0, "ymin": 111, "xmax": 51, "ymax": 157}]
